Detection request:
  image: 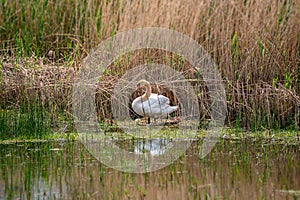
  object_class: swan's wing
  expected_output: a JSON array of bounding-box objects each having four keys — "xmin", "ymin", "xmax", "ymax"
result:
[
  {"xmin": 148, "ymin": 94, "xmax": 170, "ymax": 105},
  {"xmin": 157, "ymin": 95, "xmax": 170, "ymax": 105}
]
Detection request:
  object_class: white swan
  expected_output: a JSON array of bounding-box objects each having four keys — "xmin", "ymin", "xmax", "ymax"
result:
[{"xmin": 132, "ymin": 80, "xmax": 178, "ymax": 124}]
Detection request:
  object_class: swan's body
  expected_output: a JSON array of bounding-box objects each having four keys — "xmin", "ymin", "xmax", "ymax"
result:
[
  {"xmin": 132, "ymin": 93, "xmax": 178, "ymax": 118},
  {"xmin": 132, "ymin": 80, "xmax": 178, "ymax": 124}
]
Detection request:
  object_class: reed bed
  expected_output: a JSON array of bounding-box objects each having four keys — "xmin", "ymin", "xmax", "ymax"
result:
[{"xmin": 0, "ymin": 0, "xmax": 299, "ymax": 137}]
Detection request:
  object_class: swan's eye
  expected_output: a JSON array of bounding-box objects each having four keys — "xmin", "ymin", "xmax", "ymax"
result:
[{"xmin": 136, "ymin": 84, "xmax": 140, "ymax": 90}]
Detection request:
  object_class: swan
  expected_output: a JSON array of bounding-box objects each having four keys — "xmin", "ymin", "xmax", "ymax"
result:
[{"xmin": 132, "ymin": 80, "xmax": 178, "ymax": 124}]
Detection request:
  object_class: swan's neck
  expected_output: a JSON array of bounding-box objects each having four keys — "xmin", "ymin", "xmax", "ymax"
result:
[{"xmin": 141, "ymin": 83, "xmax": 151, "ymax": 102}]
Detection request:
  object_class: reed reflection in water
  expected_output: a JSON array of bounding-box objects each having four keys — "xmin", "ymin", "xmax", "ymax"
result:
[{"xmin": 0, "ymin": 139, "xmax": 299, "ymax": 199}]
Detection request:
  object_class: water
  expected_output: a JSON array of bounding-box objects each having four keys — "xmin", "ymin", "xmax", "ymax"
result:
[{"xmin": 0, "ymin": 138, "xmax": 299, "ymax": 199}]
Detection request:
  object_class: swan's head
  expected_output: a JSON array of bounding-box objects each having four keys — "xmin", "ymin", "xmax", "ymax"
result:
[{"xmin": 136, "ymin": 79, "xmax": 149, "ymax": 90}]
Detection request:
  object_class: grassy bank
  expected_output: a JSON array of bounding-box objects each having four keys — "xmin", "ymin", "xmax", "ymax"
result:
[{"xmin": 0, "ymin": 0, "xmax": 299, "ymax": 138}]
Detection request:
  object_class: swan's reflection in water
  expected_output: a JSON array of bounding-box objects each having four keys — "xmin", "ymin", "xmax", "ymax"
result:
[{"xmin": 134, "ymin": 139, "xmax": 173, "ymax": 156}]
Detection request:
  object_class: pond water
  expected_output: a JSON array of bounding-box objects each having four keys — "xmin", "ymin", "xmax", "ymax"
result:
[{"xmin": 0, "ymin": 138, "xmax": 299, "ymax": 199}]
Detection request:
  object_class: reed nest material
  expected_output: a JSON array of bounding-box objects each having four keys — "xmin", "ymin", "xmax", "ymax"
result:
[
  {"xmin": 1, "ymin": 61, "xmax": 75, "ymax": 108},
  {"xmin": 134, "ymin": 117, "xmax": 181, "ymax": 127}
]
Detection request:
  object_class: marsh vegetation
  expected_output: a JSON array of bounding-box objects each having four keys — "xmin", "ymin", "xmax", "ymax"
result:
[
  {"xmin": 1, "ymin": 0, "xmax": 299, "ymax": 139},
  {"xmin": 0, "ymin": 1, "xmax": 299, "ymax": 199}
]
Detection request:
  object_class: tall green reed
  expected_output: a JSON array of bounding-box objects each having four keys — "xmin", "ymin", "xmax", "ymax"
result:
[{"xmin": 0, "ymin": 99, "xmax": 51, "ymax": 140}]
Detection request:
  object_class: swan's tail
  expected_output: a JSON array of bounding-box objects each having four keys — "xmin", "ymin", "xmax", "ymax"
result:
[{"xmin": 166, "ymin": 106, "xmax": 179, "ymax": 114}]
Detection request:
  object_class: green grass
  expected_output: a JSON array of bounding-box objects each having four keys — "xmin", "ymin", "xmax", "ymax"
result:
[
  {"xmin": 0, "ymin": 103, "xmax": 51, "ymax": 140},
  {"xmin": 0, "ymin": 123, "xmax": 298, "ymax": 144}
]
